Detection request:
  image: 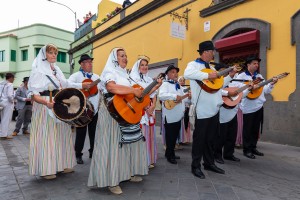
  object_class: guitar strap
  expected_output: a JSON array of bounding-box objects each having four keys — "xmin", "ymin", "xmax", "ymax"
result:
[{"xmin": 46, "ymin": 75, "xmax": 59, "ymax": 89}]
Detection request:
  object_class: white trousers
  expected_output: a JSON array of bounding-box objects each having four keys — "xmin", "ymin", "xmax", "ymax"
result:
[{"xmin": 0, "ymin": 104, "xmax": 14, "ymax": 137}]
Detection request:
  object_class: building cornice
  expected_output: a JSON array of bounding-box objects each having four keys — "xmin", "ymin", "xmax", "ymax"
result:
[
  {"xmin": 200, "ymin": 0, "xmax": 247, "ymax": 18},
  {"xmin": 68, "ymin": 0, "xmax": 171, "ymax": 54}
]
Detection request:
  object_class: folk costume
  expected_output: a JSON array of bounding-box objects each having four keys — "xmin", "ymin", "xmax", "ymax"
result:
[
  {"xmin": 129, "ymin": 58, "xmax": 158, "ymax": 167},
  {"xmin": 88, "ymin": 48, "xmax": 148, "ymax": 190},
  {"xmin": 235, "ymin": 57, "xmax": 274, "ymax": 158},
  {"xmin": 158, "ymin": 65, "xmax": 185, "ymax": 164},
  {"xmin": 68, "ymin": 54, "xmax": 100, "ymax": 163},
  {"xmin": 28, "ymin": 45, "xmax": 82, "ymax": 177},
  {"xmin": 215, "ymin": 76, "xmax": 242, "ymax": 163},
  {"xmin": 184, "ymin": 41, "xmax": 232, "ymax": 177}
]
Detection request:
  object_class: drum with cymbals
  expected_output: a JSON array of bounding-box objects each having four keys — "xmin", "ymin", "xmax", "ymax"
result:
[{"xmin": 53, "ymin": 88, "xmax": 94, "ymax": 127}]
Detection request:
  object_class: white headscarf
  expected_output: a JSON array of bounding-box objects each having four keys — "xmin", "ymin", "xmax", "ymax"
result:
[
  {"xmin": 28, "ymin": 45, "xmax": 62, "ymax": 94},
  {"xmin": 129, "ymin": 58, "xmax": 153, "ymax": 88},
  {"xmin": 99, "ymin": 47, "xmax": 130, "ymax": 91},
  {"xmin": 130, "ymin": 58, "xmax": 157, "ymax": 98},
  {"xmin": 28, "ymin": 45, "xmax": 80, "ymax": 95}
]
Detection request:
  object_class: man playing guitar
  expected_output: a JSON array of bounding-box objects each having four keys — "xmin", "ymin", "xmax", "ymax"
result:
[
  {"xmin": 235, "ymin": 56, "xmax": 278, "ymax": 159},
  {"xmin": 68, "ymin": 54, "xmax": 100, "ymax": 164},
  {"xmin": 184, "ymin": 40, "xmax": 237, "ymax": 179}
]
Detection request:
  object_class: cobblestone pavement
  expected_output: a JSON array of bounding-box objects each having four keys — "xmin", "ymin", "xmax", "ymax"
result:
[{"xmin": 0, "ymin": 121, "xmax": 300, "ymax": 200}]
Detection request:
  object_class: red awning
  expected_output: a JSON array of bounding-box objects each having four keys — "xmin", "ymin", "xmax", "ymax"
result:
[{"xmin": 215, "ymin": 30, "xmax": 260, "ymax": 51}]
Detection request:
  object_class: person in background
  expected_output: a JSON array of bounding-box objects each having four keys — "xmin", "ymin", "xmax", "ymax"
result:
[
  {"xmin": 177, "ymin": 76, "xmax": 192, "ymax": 147},
  {"xmin": 0, "ymin": 73, "xmax": 15, "ymax": 139},
  {"xmin": 28, "ymin": 44, "xmax": 91, "ymax": 180},
  {"xmin": 122, "ymin": 0, "xmax": 132, "ymax": 8},
  {"xmin": 12, "ymin": 76, "xmax": 32, "ymax": 136},
  {"xmin": 159, "ymin": 65, "xmax": 188, "ymax": 164},
  {"xmin": 129, "ymin": 55, "xmax": 161, "ymax": 169},
  {"xmin": 68, "ymin": 54, "xmax": 100, "ymax": 164}
]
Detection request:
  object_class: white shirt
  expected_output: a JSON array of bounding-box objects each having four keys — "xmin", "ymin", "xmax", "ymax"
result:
[
  {"xmin": 158, "ymin": 81, "xmax": 185, "ymax": 123},
  {"xmin": 0, "ymin": 81, "xmax": 14, "ymax": 105},
  {"xmin": 68, "ymin": 71, "xmax": 101, "ymax": 114},
  {"xmin": 184, "ymin": 60, "xmax": 232, "ymax": 119},
  {"xmin": 235, "ymin": 72, "xmax": 273, "ymax": 114}
]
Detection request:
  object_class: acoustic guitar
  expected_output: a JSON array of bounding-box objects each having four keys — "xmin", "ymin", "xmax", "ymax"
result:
[
  {"xmin": 196, "ymin": 65, "xmax": 241, "ymax": 93},
  {"xmin": 164, "ymin": 87, "xmax": 190, "ymax": 110},
  {"xmin": 106, "ymin": 73, "xmax": 165, "ymax": 125},
  {"xmin": 81, "ymin": 79, "xmax": 101, "ymax": 97},
  {"xmin": 222, "ymin": 79, "xmax": 261, "ymax": 109},
  {"xmin": 247, "ymin": 72, "xmax": 289, "ymax": 99}
]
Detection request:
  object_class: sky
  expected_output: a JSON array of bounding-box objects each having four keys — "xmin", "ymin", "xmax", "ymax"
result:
[{"xmin": 0, "ymin": 0, "xmax": 130, "ymax": 33}]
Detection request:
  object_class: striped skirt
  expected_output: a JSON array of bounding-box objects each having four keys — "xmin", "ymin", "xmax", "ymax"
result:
[
  {"xmin": 142, "ymin": 124, "xmax": 157, "ymax": 166},
  {"xmin": 88, "ymin": 98, "xmax": 148, "ymax": 188},
  {"xmin": 29, "ymin": 98, "xmax": 76, "ymax": 176}
]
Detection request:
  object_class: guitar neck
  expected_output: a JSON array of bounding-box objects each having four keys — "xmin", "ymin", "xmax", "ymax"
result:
[
  {"xmin": 256, "ymin": 72, "xmax": 289, "ymax": 88},
  {"xmin": 236, "ymin": 83, "xmax": 251, "ymax": 93},
  {"xmin": 257, "ymin": 78, "xmax": 273, "ymax": 88},
  {"xmin": 141, "ymin": 80, "xmax": 158, "ymax": 97},
  {"xmin": 90, "ymin": 79, "xmax": 101, "ymax": 87},
  {"xmin": 217, "ymin": 67, "xmax": 233, "ymax": 77}
]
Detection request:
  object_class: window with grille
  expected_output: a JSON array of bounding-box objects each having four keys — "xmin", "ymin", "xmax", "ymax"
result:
[
  {"xmin": 35, "ymin": 48, "xmax": 41, "ymax": 57},
  {"xmin": 21, "ymin": 49, "xmax": 28, "ymax": 61},
  {"xmin": 57, "ymin": 51, "xmax": 66, "ymax": 63},
  {"xmin": 0, "ymin": 50, "xmax": 5, "ymax": 62},
  {"xmin": 11, "ymin": 50, "xmax": 16, "ymax": 62}
]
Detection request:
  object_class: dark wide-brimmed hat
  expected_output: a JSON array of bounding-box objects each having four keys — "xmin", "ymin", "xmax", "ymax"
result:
[
  {"xmin": 197, "ymin": 40, "xmax": 215, "ymax": 52},
  {"xmin": 245, "ymin": 56, "xmax": 261, "ymax": 65},
  {"xmin": 165, "ymin": 65, "xmax": 179, "ymax": 74},
  {"xmin": 22, "ymin": 77, "xmax": 29, "ymax": 82},
  {"xmin": 78, "ymin": 54, "xmax": 94, "ymax": 64}
]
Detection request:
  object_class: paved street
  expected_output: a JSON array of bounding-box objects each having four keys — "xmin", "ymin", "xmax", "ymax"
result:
[{"xmin": 0, "ymin": 121, "xmax": 300, "ymax": 200}]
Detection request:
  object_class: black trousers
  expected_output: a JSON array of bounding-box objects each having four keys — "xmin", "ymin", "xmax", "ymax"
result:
[
  {"xmin": 192, "ymin": 113, "xmax": 220, "ymax": 168},
  {"xmin": 214, "ymin": 115, "xmax": 237, "ymax": 158},
  {"xmin": 75, "ymin": 112, "xmax": 98, "ymax": 158},
  {"xmin": 242, "ymin": 107, "xmax": 263, "ymax": 153},
  {"xmin": 164, "ymin": 118, "xmax": 181, "ymax": 159}
]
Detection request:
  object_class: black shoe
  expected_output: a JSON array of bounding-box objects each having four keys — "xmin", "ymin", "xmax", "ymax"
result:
[
  {"xmin": 191, "ymin": 167, "xmax": 205, "ymax": 179},
  {"xmin": 76, "ymin": 157, "xmax": 84, "ymax": 164},
  {"xmin": 167, "ymin": 158, "xmax": 177, "ymax": 164},
  {"xmin": 215, "ymin": 157, "xmax": 224, "ymax": 164},
  {"xmin": 252, "ymin": 149, "xmax": 264, "ymax": 156},
  {"xmin": 224, "ymin": 155, "xmax": 240, "ymax": 162},
  {"xmin": 173, "ymin": 155, "xmax": 180, "ymax": 160},
  {"xmin": 244, "ymin": 152, "xmax": 255, "ymax": 159},
  {"xmin": 203, "ymin": 164, "xmax": 225, "ymax": 174},
  {"xmin": 89, "ymin": 152, "xmax": 93, "ymax": 158}
]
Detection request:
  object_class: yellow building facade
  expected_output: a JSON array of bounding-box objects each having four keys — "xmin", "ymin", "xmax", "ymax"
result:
[{"xmin": 69, "ymin": 0, "xmax": 300, "ymax": 146}]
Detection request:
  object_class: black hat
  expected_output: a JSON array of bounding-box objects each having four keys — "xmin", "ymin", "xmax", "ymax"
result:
[
  {"xmin": 78, "ymin": 54, "xmax": 94, "ymax": 64},
  {"xmin": 165, "ymin": 65, "xmax": 179, "ymax": 74},
  {"xmin": 197, "ymin": 40, "xmax": 215, "ymax": 52},
  {"xmin": 22, "ymin": 77, "xmax": 29, "ymax": 82},
  {"xmin": 245, "ymin": 56, "xmax": 261, "ymax": 65}
]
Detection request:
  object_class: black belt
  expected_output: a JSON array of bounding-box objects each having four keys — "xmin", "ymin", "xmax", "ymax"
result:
[{"xmin": 40, "ymin": 90, "xmax": 59, "ymax": 96}]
